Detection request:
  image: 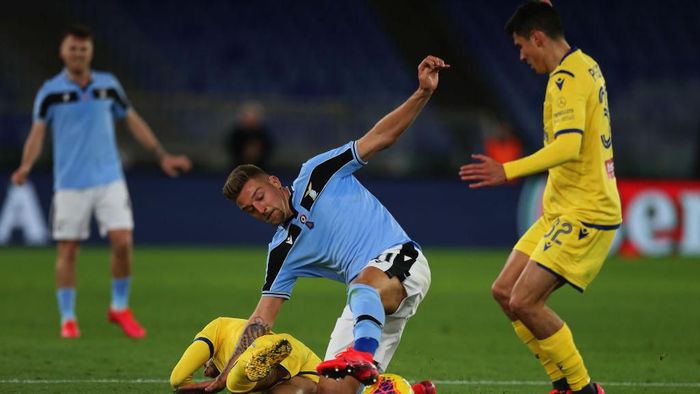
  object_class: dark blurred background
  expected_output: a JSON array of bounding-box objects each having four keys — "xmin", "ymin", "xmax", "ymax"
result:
[
  {"xmin": 2, "ymin": 0, "xmax": 698, "ymax": 178},
  {"xmin": 1, "ymin": 0, "xmax": 699, "ymax": 251}
]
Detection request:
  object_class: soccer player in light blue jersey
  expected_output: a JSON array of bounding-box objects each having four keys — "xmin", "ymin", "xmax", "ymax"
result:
[
  {"xmin": 11, "ymin": 25, "xmax": 191, "ymax": 339},
  {"xmin": 205, "ymin": 56, "xmax": 448, "ymax": 394}
]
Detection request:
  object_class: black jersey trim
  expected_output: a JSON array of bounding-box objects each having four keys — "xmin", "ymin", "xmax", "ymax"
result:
[
  {"xmin": 536, "ymin": 263, "xmax": 584, "ymax": 293},
  {"xmin": 262, "ymin": 224, "xmax": 302, "ymax": 292},
  {"xmin": 552, "ymin": 69, "xmax": 575, "ymax": 78},
  {"xmin": 194, "ymin": 337, "xmax": 215, "ymax": 358},
  {"xmin": 581, "ymin": 221, "xmax": 621, "ymax": 230},
  {"xmin": 39, "ymin": 91, "xmax": 79, "ymax": 118},
  {"xmin": 554, "ymin": 128, "xmax": 583, "ymax": 138},
  {"xmin": 299, "ymin": 148, "xmax": 354, "ymax": 211},
  {"xmin": 92, "ymin": 87, "xmax": 131, "ymax": 110}
]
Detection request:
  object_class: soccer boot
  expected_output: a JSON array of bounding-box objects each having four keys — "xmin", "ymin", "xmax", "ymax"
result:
[
  {"xmin": 549, "ymin": 389, "xmax": 572, "ymax": 394},
  {"xmin": 412, "ymin": 380, "xmax": 437, "ymax": 394},
  {"xmin": 316, "ymin": 347, "xmax": 379, "ymax": 385},
  {"xmin": 108, "ymin": 308, "xmax": 146, "ymax": 338},
  {"xmin": 245, "ymin": 338, "xmax": 292, "ymax": 381},
  {"xmin": 60, "ymin": 319, "xmax": 81, "ymax": 338}
]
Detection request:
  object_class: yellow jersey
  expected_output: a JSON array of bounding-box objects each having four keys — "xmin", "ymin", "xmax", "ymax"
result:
[{"xmin": 541, "ymin": 48, "xmax": 621, "ymax": 226}]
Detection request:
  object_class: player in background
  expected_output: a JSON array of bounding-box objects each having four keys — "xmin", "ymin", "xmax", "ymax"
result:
[
  {"xmin": 205, "ymin": 56, "xmax": 447, "ymax": 394},
  {"xmin": 459, "ymin": 2, "xmax": 620, "ymax": 394},
  {"xmin": 11, "ymin": 24, "xmax": 192, "ymax": 339}
]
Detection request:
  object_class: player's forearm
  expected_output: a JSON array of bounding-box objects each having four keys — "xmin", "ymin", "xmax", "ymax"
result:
[
  {"xmin": 368, "ymin": 88, "xmax": 432, "ymax": 150},
  {"xmin": 126, "ymin": 110, "xmax": 168, "ymax": 159},
  {"xmin": 19, "ymin": 124, "xmax": 46, "ymax": 170},
  {"xmin": 219, "ymin": 316, "xmax": 272, "ymax": 380},
  {"xmin": 503, "ymin": 132, "xmax": 581, "ymax": 180}
]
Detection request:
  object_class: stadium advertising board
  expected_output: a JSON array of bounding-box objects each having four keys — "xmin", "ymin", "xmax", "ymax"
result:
[{"xmin": 518, "ymin": 177, "xmax": 700, "ymax": 257}]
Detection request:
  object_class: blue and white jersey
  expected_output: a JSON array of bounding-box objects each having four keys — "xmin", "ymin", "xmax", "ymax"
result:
[
  {"xmin": 261, "ymin": 141, "xmax": 416, "ymax": 299},
  {"xmin": 33, "ymin": 69, "xmax": 130, "ymax": 190}
]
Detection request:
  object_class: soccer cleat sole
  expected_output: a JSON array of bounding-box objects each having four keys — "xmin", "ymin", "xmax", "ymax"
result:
[
  {"xmin": 321, "ymin": 364, "xmax": 378, "ymax": 385},
  {"xmin": 245, "ymin": 338, "xmax": 292, "ymax": 381}
]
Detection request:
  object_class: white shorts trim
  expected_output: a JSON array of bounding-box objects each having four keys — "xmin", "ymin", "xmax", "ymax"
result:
[
  {"xmin": 324, "ymin": 245, "xmax": 431, "ymax": 370},
  {"xmin": 51, "ymin": 180, "xmax": 134, "ymax": 240}
]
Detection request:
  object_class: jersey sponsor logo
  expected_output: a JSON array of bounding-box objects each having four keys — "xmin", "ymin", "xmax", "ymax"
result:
[
  {"xmin": 555, "ymin": 77, "xmax": 565, "ymax": 90},
  {"xmin": 605, "ymin": 159, "xmax": 616, "ymax": 179},
  {"xmin": 578, "ymin": 228, "xmax": 590, "ymax": 240},
  {"xmin": 601, "ymin": 134, "xmax": 612, "ymax": 149},
  {"xmin": 304, "ymin": 182, "xmax": 318, "ymax": 201},
  {"xmin": 299, "ymin": 214, "xmax": 314, "ymax": 229}
]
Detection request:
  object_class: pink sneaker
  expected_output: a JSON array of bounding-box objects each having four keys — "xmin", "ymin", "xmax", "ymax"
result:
[
  {"xmin": 108, "ymin": 308, "xmax": 146, "ymax": 338},
  {"xmin": 61, "ymin": 319, "xmax": 81, "ymax": 338}
]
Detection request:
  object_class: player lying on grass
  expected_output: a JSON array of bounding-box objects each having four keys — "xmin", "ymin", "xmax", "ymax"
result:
[
  {"xmin": 170, "ymin": 317, "xmax": 319, "ymax": 394},
  {"xmin": 170, "ymin": 317, "xmax": 436, "ymax": 394}
]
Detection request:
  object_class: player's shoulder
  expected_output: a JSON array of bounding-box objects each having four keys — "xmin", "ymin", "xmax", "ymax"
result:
[
  {"xmin": 38, "ymin": 71, "xmax": 69, "ymax": 94},
  {"xmin": 556, "ymin": 49, "xmax": 601, "ymax": 82},
  {"xmin": 91, "ymin": 70, "xmax": 121, "ymax": 85}
]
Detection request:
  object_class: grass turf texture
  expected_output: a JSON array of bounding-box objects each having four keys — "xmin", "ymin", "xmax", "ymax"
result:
[{"xmin": 1, "ymin": 247, "xmax": 699, "ymax": 393}]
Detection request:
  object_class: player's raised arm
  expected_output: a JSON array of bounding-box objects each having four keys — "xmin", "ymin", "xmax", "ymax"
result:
[
  {"xmin": 124, "ymin": 109, "xmax": 192, "ymax": 177},
  {"xmin": 355, "ymin": 55, "xmax": 449, "ymax": 162},
  {"xmin": 11, "ymin": 121, "xmax": 47, "ymax": 185},
  {"xmin": 205, "ymin": 296, "xmax": 284, "ymax": 393}
]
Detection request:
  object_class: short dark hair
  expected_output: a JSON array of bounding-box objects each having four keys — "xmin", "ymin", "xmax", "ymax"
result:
[
  {"xmin": 505, "ymin": 1, "xmax": 564, "ymax": 39},
  {"xmin": 222, "ymin": 164, "xmax": 269, "ymax": 201},
  {"xmin": 62, "ymin": 24, "xmax": 93, "ymax": 41}
]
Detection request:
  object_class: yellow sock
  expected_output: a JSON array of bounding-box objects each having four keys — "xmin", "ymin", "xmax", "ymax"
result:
[
  {"xmin": 512, "ymin": 320, "xmax": 565, "ymax": 382},
  {"xmin": 538, "ymin": 324, "xmax": 591, "ymax": 391}
]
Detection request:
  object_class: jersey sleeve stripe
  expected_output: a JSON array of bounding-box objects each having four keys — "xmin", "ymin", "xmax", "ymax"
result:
[
  {"xmin": 261, "ymin": 292, "xmax": 291, "ymax": 299},
  {"xmin": 300, "ymin": 148, "xmax": 354, "ymax": 211},
  {"xmin": 552, "ymin": 69, "xmax": 575, "ymax": 78},
  {"xmin": 194, "ymin": 336, "xmax": 215, "ymax": 358},
  {"xmin": 39, "ymin": 92, "xmax": 79, "ymax": 118},
  {"xmin": 554, "ymin": 129, "xmax": 584, "ymax": 138},
  {"xmin": 262, "ymin": 224, "xmax": 302, "ymax": 292},
  {"xmin": 580, "ymin": 221, "xmax": 621, "ymax": 230},
  {"xmin": 352, "ymin": 141, "xmax": 368, "ymax": 165}
]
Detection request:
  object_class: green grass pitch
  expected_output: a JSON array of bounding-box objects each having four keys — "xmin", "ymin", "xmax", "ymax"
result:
[{"xmin": 1, "ymin": 247, "xmax": 699, "ymax": 393}]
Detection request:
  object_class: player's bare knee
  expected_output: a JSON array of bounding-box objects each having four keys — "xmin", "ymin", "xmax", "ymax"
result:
[
  {"xmin": 491, "ymin": 281, "xmax": 512, "ymax": 308},
  {"xmin": 508, "ymin": 295, "xmax": 535, "ymax": 318}
]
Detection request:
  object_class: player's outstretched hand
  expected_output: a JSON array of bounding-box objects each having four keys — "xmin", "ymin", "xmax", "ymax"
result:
[
  {"xmin": 418, "ymin": 55, "xmax": 450, "ymax": 94},
  {"xmin": 459, "ymin": 154, "xmax": 507, "ymax": 188},
  {"xmin": 203, "ymin": 376, "xmax": 226, "ymax": 393},
  {"xmin": 160, "ymin": 154, "xmax": 193, "ymax": 177},
  {"xmin": 174, "ymin": 380, "xmax": 213, "ymax": 393},
  {"xmin": 10, "ymin": 166, "xmax": 30, "ymax": 185}
]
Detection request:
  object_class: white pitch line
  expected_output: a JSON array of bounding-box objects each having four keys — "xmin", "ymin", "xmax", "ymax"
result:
[{"xmin": 1, "ymin": 378, "xmax": 699, "ymax": 388}]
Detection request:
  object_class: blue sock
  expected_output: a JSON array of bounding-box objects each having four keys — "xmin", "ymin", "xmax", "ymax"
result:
[
  {"xmin": 56, "ymin": 288, "xmax": 76, "ymax": 323},
  {"xmin": 111, "ymin": 277, "xmax": 131, "ymax": 311},
  {"xmin": 347, "ymin": 284, "xmax": 384, "ymax": 355}
]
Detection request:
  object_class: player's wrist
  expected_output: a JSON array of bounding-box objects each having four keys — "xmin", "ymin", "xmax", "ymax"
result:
[{"xmin": 153, "ymin": 144, "xmax": 168, "ymax": 160}]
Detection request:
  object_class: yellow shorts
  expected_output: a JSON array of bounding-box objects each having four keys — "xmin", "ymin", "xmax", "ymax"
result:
[
  {"xmin": 514, "ymin": 215, "xmax": 618, "ymax": 291},
  {"xmin": 227, "ymin": 333, "xmax": 321, "ymax": 393}
]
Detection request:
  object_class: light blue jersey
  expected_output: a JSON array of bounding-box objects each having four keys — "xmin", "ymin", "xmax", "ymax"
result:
[
  {"xmin": 33, "ymin": 70, "xmax": 130, "ymax": 190},
  {"xmin": 261, "ymin": 141, "xmax": 416, "ymax": 299}
]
